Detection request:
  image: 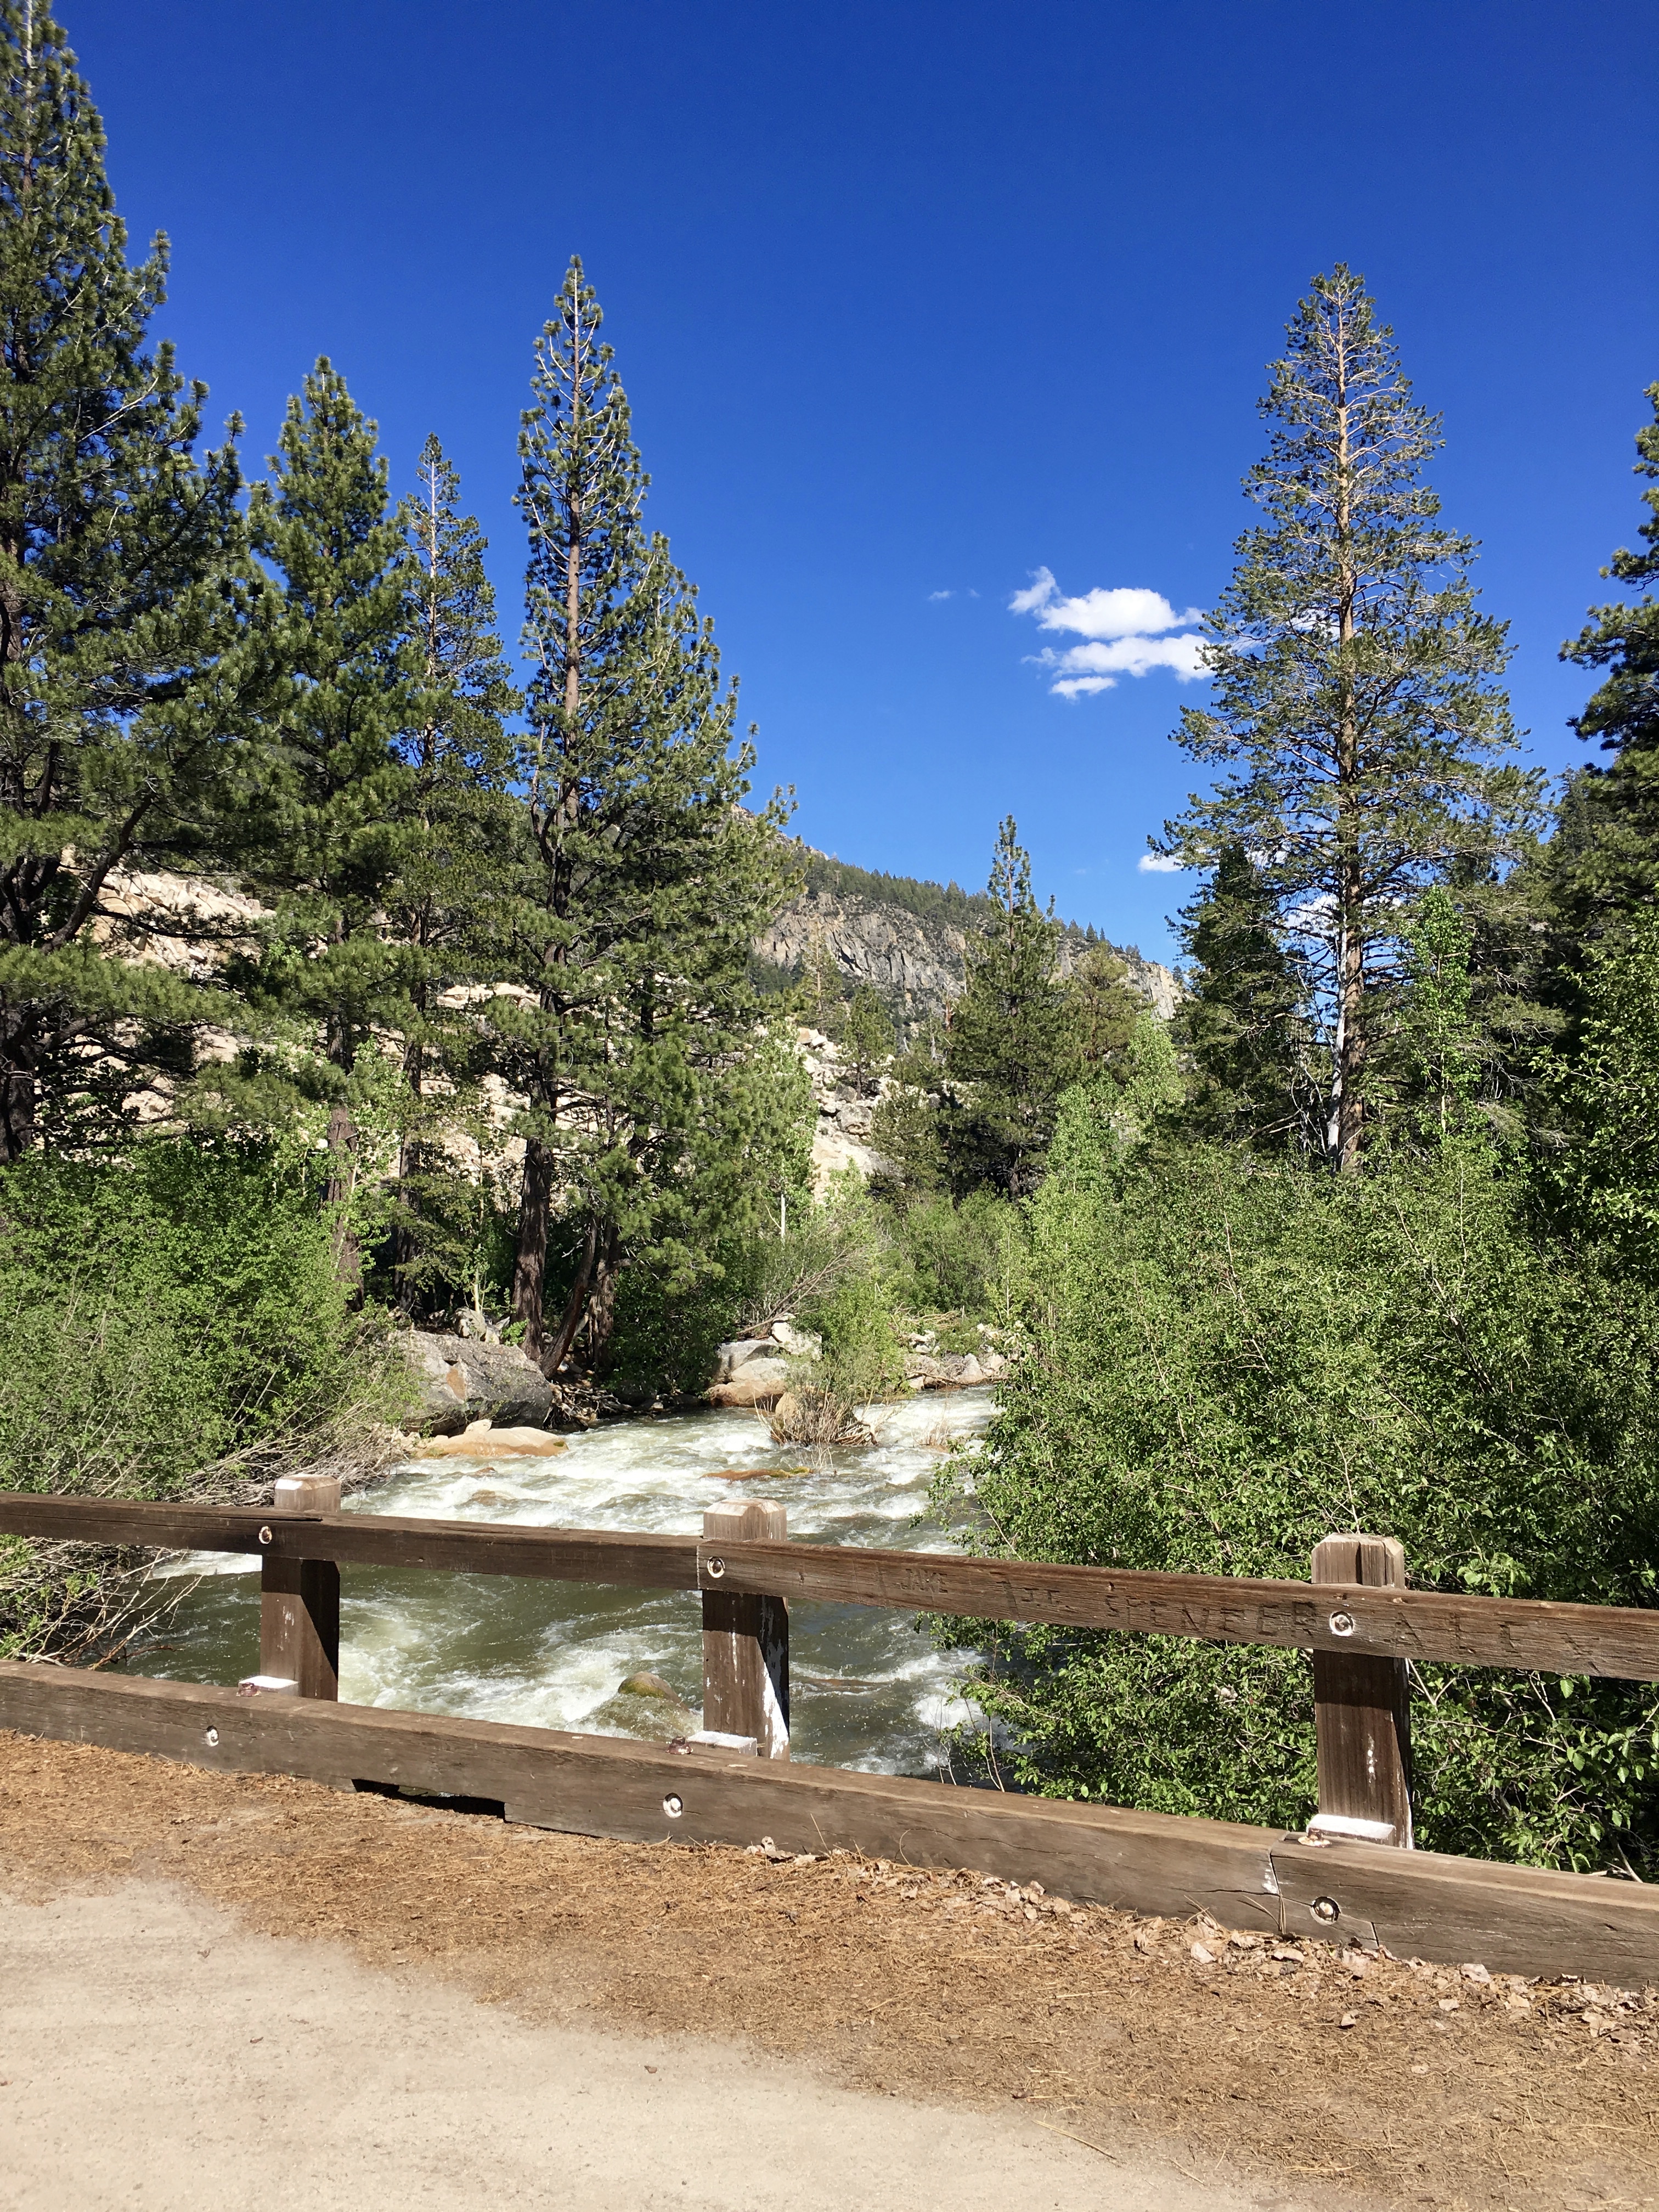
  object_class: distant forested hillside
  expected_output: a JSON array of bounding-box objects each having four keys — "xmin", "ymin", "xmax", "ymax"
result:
[{"xmin": 801, "ymin": 849, "xmax": 1119, "ymax": 947}]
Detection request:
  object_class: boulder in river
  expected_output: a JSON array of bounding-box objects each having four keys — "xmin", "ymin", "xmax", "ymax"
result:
[
  {"xmin": 713, "ymin": 1338, "xmax": 776, "ymax": 1383},
  {"xmin": 398, "ymin": 1330, "xmax": 556, "ymax": 1435},
  {"xmin": 589, "ymin": 1670, "xmax": 698, "ymax": 1743},
  {"xmin": 901, "ymin": 1348, "xmax": 1009, "ymax": 1389},
  {"xmin": 707, "ymin": 1356, "xmax": 792, "ymax": 1407},
  {"xmin": 409, "ymin": 1420, "xmax": 568, "ymax": 1459}
]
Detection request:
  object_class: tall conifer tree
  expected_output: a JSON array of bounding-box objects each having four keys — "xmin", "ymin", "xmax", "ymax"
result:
[
  {"xmin": 1176, "ymin": 843, "xmax": 1308, "ymax": 1146},
  {"xmin": 1553, "ymin": 383, "xmax": 1659, "ymax": 939},
  {"xmin": 383, "ymin": 436, "xmax": 517, "ymax": 1311},
  {"xmin": 1158, "ymin": 267, "xmax": 1540, "ymax": 1170},
  {"xmin": 0, "ymin": 1, "xmax": 279, "ymax": 1156},
  {"xmin": 245, "ymin": 362, "xmax": 418, "ymax": 1285},
  {"xmin": 935, "ymin": 817, "xmax": 1077, "ymax": 1198},
  {"xmin": 496, "ymin": 258, "xmax": 794, "ymax": 1373}
]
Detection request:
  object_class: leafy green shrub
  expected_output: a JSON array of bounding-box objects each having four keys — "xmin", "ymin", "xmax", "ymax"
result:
[
  {"xmin": 934, "ymin": 1101, "xmax": 1659, "ymax": 1874},
  {"xmin": 1553, "ymin": 906, "xmax": 1659, "ymax": 1281},
  {"xmin": 0, "ymin": 1138, "xmax": 391, "ymax": 1499},
  {"xmin": 608, "ymin": 1234, "xmax": 755, "ymax": 1396},
  {"xmin": 891, "ymin": 1190, "xmax": 1026, "ymax": 1322}
]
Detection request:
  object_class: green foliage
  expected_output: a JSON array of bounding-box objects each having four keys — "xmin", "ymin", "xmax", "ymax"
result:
[
  {"xmin": 871, "ymin": 834, "xmax": 1166, "ymax": 1206},
  {"xmin": 1552, "ymin": 907, "xmax": 1659, "ymax": 1282},
  {"xmin": 1553, "ymin": 382, "xmax": 1659, "ymax": 938},
  {"xmin": 890, "ymin": 1189, "xmax": 1026, "ymax": 1323},
  {"xmin": 836, "ymin": 984, "xmax": 894, "ymax": 1092},
  {"xmin": 804, "ymin": 1267, "xmax": 907, "ymax": 1406},
  {"xmin": 381, "ymin": 436, "xmax": 517, "ymax": 1313},
  {"xmin": 1064, "ymin": 943, "xmax": 1142, "ymax": 1075},
  {"xmin": 1157, "ymin": 264, "xmax": 1542, "ymax": 1169},
  {"xmin": 869, "ymin": 1045, "xmax": 947, "ymax": 1197},
  {"xmin": 800, "ymin": 851, "xmax": 997, "ymax": 931},
  {"xmin": 243, "ymin": 359, "xmax": 420, "ymax": 1079},
  {"xmin": 0, "ymin": 1138, "xmax": 386, "ymax": 1505},
  {"xmin": 1392, "ymin": 885, "xmax": 1481, "ymax": 1140},
  {"xmin": 492, "ymin": 257, "xmax": 798, "ymax": 1374},
  {"xmin": 0, "ymin": 1, "xmax": 281, "ymax": 1158},
  {"xmin": 934, "ymin": 1117, "xmax": 1659, "ymax": 1871},
  {"xmin": 934, "ymin": 817, "xmax": 1078, "ymax": 1198},
  {"xmin": 1176, "ymin": 843, "xmax": 1309, "ymax": 1146}
]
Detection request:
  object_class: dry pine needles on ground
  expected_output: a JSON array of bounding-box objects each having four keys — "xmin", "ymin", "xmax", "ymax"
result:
[{"xmin": 1, "ymin": 1729, "xmax": 1654, "ymax": 2211}]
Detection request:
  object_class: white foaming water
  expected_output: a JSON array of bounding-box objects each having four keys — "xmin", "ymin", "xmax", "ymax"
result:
[{"xmin": 136, "ymin": 1389, "xmax": 994, "ymax": 1777}]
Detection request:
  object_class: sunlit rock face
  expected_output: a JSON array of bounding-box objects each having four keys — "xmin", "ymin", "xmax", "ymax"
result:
[{"xmin": 759, "ymin": 885, "xmax": 1181, "ymax": 1034}]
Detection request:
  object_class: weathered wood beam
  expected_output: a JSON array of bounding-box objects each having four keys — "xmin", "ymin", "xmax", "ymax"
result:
[
  {"xmin": 258, "ymin": 1474, "xmax": 340, "ymax": 1701},
  {"xmin": 702, "ymin": 1502, "xmax": 790, "ymax": 1758},
  {"xmin": 1310, "ymin": 1534, "xmax": 1412, "ymax": 1847},
  {"xmin": 2, "ymin": 1661, "xmax": 1656, "ymax": 1986},
  {"xmin": 696, "ymin": 1538, "xmax": 1659, "ymax": 1682},
  {"xmin": 0, "ymin": 1493, "xmax": 701, "ymax": 1592},
  {"xmin": 5, "ymin": 1492, "xmax": 1659, "ymax": 1680}
]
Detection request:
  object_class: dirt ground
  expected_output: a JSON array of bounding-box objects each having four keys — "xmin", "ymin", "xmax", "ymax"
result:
[{"xmin": 2, "ymin": 1729, "xmax": 1656, "ymax": 2212}]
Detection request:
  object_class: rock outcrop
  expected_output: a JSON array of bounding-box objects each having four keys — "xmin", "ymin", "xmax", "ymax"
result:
[
  {"xmin": 707, "ymin": 1322, "xmax": 825, "ymax": 1405},
  {"xmin": 760, "ymin": 885, "xmax": 1181, "ymax": 1035},
  {"xmin": 398, "ymin": 1330, "xmax": 556, "ymax": 1435}
]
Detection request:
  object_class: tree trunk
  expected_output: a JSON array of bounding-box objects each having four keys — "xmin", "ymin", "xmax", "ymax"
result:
[
  {"xmin": 512, "ymin": 1134, "xmax": 558, "ymax": 1357},
  {"xmin": 324, "ymin": 1100, "xmax": 362, "ymax": 1296},
  {"xmin": 1335, "ymin": 857, "xmax": 1366, "ymax": 1172},
  {"xmin": 579, "ymin": 1221, "xmax": 624, "ymax": 1375},
  {"xmin": 541, "ymin": 1215, "xmax": 598, "ymax": 1380},
  {"xmin": 0, "ymin": 1017, "xmax": 36, "ymax": 1161},
  {"xmin": 1330, "ymin": 313, "xmax": 1365, "ymax": 1174}
]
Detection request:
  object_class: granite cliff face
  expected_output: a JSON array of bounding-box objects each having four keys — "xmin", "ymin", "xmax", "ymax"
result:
[
  {"xmin": 86, "ymin": 859, "xmax": 1180, "ymax": 1196},
  {"xmin": 758, "ymin": 887, "xmax": 1180, "ymax": 1035}
]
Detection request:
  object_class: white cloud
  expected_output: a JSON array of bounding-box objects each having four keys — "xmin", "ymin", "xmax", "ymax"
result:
[
  {"xmin": 928, "ymin": 589, "xmax": 953, "ymax": 601},
  {"xmin": 1138, "ymin": 853, "xmax": 1186, "ymax": 873},
  {"xmin": 1011, "ymin": 567, "xmax": 1208, "ymax": 697},
  {"xmin": 1009, "ymin": 568, "xmax": 1060, "ymax": 616}
]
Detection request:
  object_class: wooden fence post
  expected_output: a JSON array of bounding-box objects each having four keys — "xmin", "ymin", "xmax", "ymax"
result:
[
  {"xmin": 1310, "ymin": 1533, "xmax": 1412, "ymax": 1847},
  {"xmin": 255, "ymin": 1473, "xmax": 341, "ymax": 1701},
  {"xmin": 702, "ymin": 1502, "xmax": 789, "ymax": 1758}
]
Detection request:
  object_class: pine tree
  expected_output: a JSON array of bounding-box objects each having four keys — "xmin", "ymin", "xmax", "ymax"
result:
[
  {"xmin": 936, "ymin": 817, "xmax": 1077, "ymax": 1198},
  {"xmin": 1395, "ymin": 885, "xmax": 1481, "ymax": 1143},
  {"xmin": 836, "ymin": 983, "xmax": 893, "ymax": 1094},
  {"xmin": 1158, "ymin": 267, "xmax": 1541, "ymax": 1171},
  {"xmin": 1553, "ymin": 906, "xmax": 1659, "ymax": 1282},
  {"xmin": 383, "ymin": 436, "xmax": 517, "ymax": 1314},
  {"xmin": 495, "ymin": 258, "xmax": 796, "ymax": 1373},
  {"xmin": 1065, "ymin": 941, "xmax": 1143, "ymax": 1075},
  {"xmin": 1553, "ymin": 383, "xmax": 1659, "ymax": 936},
  {"xmin": 243, "ymin": 362, "xmax": 419, "ymax": 1285},
  {"xmin": 1176, "ymin": 843, "xmax": 1308, "ymax": 1145},
  {"xmin": 0, "ymin": 1, "xmax": 280, "ymax": 1156}
]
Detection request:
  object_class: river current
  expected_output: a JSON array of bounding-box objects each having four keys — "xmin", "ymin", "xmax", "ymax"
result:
[{"xmin": 128, "ymin": 1387, "xmax": 995, "ymax": 1778}]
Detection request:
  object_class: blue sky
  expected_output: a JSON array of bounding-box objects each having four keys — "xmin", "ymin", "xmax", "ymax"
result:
[{"xmin": 70, "ymin": 0, "xmax": 1656, "ymax": 963}]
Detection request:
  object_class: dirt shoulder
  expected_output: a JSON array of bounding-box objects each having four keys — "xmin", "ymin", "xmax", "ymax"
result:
[{"xmin": 2, "ymin": 1729, "xmax": 1655, "ymax": 2211}]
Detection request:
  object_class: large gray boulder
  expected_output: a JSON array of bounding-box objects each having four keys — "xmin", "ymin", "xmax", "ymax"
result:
[
  {"xmin": 713, "ymin": 1338, "xmax": 777, "ymax": 1383},
  {"xmin": 706, "ymin": 1357, "xmax": 792, "ymax": 1408},
  {"xmin": 399, "ymin": 1330, "xmax": 555, "ymax": 1435}
]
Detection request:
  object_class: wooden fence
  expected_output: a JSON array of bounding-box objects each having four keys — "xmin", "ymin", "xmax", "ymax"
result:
[{"xmin": 2, "ymin": 1480, "xmax": 1657, "ymax": 1988}]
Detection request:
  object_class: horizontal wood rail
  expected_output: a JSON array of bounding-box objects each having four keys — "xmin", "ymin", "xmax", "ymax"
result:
[
  {"xmin": 4, "ymin": 1489, "xmax": 1658, "ymax": 1681},
  {"xmin": 0, "ymin": 1492, "xmax": 701, "ymax": 1591},
  {"xmin": 3, "ymin": 1659, "xmax": 1657, "ymax": 1989},
  {"xmin": 4, "ymin": 1485, "xmax": 1659, "ymax": 1984}
]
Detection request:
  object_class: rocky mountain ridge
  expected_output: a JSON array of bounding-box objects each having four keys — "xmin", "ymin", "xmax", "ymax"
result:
[{"xmin": 758, "ymin": 881, "xmax": 1181, "ymax": 1036}]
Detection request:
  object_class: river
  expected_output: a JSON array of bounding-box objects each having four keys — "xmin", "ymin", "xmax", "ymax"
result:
[{"xmin": 127, "ymin": 1387, "xmax": 995, "ymax": 1778}]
